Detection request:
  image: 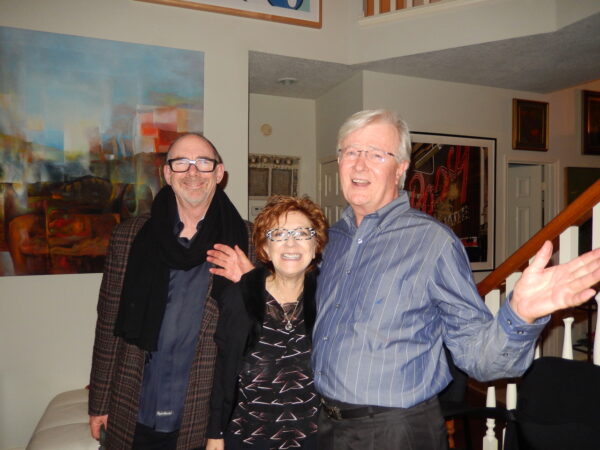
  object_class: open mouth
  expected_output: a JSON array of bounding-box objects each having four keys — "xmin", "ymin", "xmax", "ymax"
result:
[
  {"xmin": 282, "ymin": 253, "xmax": 301, "ymax": 260},
  {"xmin": 352, "ymin": 178, "xmax": 370, "ymax": 185}
]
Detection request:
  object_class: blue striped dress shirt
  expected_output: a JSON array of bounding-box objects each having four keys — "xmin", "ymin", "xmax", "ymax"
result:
[{"xmin": 312, "ymin": 192, "xmax": 547, "ymax": 408}]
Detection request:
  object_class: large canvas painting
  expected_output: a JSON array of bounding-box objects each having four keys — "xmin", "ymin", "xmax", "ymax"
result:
[
  {"xmin": 0, "ymin": 27, "xmax": 204, "ymax": 276},
  {"xmin": 406, "ymin": 133, "xmax": 496, "ymax": 271}
]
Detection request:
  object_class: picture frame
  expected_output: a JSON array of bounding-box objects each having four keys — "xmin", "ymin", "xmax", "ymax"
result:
[
  {"xmin": 134, "ymin": 0, "xmax": 322, "ymax": 28},
  {"xmin": 582, "ymin": 90, "xmax": 600, "ymax": 155},
  {"xmin": 512, "ymin": 98, "xmax": 549, "ymax": 151},
  {"xmin": 406, "ymin": 132, "xmax": 496, "ymax": 271}
]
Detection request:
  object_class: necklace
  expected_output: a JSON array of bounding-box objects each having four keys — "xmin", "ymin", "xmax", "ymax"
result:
[{"xmin": 282, "ymin": 300, "xmax": 301, "ymax": 331}]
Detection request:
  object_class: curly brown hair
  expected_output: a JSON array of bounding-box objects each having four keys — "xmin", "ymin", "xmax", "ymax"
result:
[{"xmin": 253, "ymin": 195, "xmax": 329, "ymax": 273}]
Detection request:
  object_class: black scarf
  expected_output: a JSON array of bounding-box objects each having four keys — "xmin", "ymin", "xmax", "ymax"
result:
[{"xmin": 114, "ymin": 185, "xmax": 248, "ymax": 351}]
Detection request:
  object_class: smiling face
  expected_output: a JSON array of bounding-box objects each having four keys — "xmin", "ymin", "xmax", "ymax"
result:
[
  {"xmin": 263, "ymin": 210, "xmax": 317, "ymax": 282},
  {"xmin": 338, "ymin": 121, "xmax": 409, "ymax": 225},
  {"xmin": 163, "ymin": 134, "xmax": 224, "ymax": 214}
]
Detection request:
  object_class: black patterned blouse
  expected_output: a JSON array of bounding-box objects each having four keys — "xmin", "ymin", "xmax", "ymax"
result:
[{"xmin": 227, "ymin": 291, "xmax": 319, "ymax": 449}]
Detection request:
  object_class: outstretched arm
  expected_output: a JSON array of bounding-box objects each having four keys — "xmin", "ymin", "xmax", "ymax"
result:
[
  {"xmin": 510, "ymin": 241, "xmax": 600, "ymax": 323},
  {"xmin": 207, "ymin": 244, "xmax": 254, "ymax": 283}
]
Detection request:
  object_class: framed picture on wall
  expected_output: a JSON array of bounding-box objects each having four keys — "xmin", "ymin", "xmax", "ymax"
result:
[
  {"xmin": 134, "ymin": 0, "xmax": 322, "ymax": 28},
  {"xmin": 582, "ymin": 90, "xmax": 600, "ymax": 155},
  {"xmin": 512, "ymin": 98, "xmax": 549, "ymax": 151},
  {"xmin": 406, "ymin": 132, "xmax": 496, "ymax": 271}
]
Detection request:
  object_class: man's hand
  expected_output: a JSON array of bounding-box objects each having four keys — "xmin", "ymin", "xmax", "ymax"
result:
[
  {"xmin": 89, "ymin": 414, "xmax": 108, "ymax": 440},
  {"xmin": 510, "ymin": 241, "xmax": 600, "ymax": 323},
  {"xmin": 206, "ymin": 438, "xmax": 225, "ymax": 450},
  {"xmin": 207, "ymin": 244, "xmax": 254, "ymax": 283}
]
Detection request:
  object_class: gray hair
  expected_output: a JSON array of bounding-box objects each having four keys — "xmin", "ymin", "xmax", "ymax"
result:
[
  {"xmin": 166, "ymin": 132, "xmax": 223, "ymax": 164},
  {"xmin": 337, "ymin": 109, "xmax": 412, "ymax": 188}
]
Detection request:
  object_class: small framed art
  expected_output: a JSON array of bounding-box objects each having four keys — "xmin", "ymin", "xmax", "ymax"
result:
[
  {"xmin": 512, "ymin": 99, "xmax": 549, "ymax": 151},
  {"xmin": 582, "ymin": 90, "xmax": 600, "ymax": 155}
]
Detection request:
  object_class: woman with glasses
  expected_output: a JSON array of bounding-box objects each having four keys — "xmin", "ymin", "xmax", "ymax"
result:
[{"xmin": 206, "ymin": 196, "xmax": 328, "ymax": 450}]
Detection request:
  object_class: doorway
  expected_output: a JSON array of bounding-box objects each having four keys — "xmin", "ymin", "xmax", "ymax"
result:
[{"xmin": 506, "ymin": 162, "xmax": 555, "ymax": 258}]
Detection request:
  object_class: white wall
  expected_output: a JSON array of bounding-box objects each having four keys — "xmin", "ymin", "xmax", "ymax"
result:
[
  {"xmin": 249, "ymin": 94, "xmax": 317, "ymax": 200},
  {"xmin": 315, "ymin": 72, "xmax": 365, "ymax": 161}
]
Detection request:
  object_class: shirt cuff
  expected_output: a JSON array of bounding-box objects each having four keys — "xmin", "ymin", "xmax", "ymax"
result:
[{"xmin": 498, "ymin": 296, "xmax": 549, "ymax": 340}]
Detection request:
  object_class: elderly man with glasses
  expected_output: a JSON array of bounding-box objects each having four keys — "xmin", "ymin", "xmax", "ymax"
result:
[
  {"xmin": 310, "ymin": 109, "xmax": 600, "ymax": 449},
  {"xmin": 89, "ymin": 133, "xmax": 254, "ymax": 450}
]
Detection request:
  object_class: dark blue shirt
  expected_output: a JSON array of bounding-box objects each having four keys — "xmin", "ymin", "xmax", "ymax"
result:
[{"xmin": 137, "ymin": 220, "xmax": 210, "ymax": 432}]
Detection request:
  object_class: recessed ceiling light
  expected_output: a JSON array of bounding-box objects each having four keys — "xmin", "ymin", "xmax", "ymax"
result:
[{"xmin": 277, "ymin": 77, "xmax": 298, "ymax": 86}]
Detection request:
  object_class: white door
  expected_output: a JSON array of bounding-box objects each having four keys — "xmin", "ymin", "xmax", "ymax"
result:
[
  {"xmin": 506, "ymin": 164, "xmax": 544, "ymax": 257},
  {"xmin": 319, "ymin": 158, "xmax": 346, "ymax": 225}
]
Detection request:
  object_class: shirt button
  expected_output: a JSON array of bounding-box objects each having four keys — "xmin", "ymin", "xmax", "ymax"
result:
[
  {"xmin": 346, "ymin": 270, "xmax": 351, "ymax": 275},
  {"xmin": 517, "ymin": 330, "xmax": 524, "ymax": 335},
  {"xmin": 507, "ymin": 319, "xmax": 512, "ymax": 326},
  {"xmin": 323, "ymin": 336, "xmax": 328, "ymax": 341},
  {"xmin": 335, "ymin": 303, "xmax": 340, "ymax": 309},
  {"xmin": 357, "ymin": 238, "xmax": 363, "ymax": 244}
]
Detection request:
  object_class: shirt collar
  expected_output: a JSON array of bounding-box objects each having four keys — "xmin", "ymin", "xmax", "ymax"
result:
[{"xmin": 342, "ymin": 191, "xmax": 410, "ymax": 231}]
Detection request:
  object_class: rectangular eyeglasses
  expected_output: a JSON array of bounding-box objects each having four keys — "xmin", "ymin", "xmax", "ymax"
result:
[
  {"xmin": 168, "ymin": 157, "xmax": 218, "ymax": 173},
  {"xmin": 266, "ymin": 227, "xmax": 316, "ymax": 242}
]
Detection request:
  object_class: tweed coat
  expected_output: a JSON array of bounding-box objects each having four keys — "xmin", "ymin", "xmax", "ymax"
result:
[{"xmin": 89, "ymin": 214, "xmax": 254, "ymax": 450}]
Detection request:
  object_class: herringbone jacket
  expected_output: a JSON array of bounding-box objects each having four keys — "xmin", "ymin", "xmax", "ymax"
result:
[{"xmin": 89, "ymin": 215, "xmax": 254, "ymax": 449}]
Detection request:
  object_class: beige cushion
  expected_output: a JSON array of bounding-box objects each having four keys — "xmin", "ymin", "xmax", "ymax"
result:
[{"xmin": 27, "ymin": 389, "xmax": 98, "ymax": 450}]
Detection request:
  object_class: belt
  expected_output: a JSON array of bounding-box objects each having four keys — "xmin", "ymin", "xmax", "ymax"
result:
[{"xmin": 321, "ymin": 398, "xmax": 397, "ymax": 420}]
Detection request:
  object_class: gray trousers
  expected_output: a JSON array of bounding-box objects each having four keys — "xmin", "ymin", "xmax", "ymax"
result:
[{"xmin": 317, "ymin": 396, "xmax": 447, "ymax": 450}]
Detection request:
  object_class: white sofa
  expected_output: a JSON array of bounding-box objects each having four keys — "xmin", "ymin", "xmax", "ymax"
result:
[{"xmin": 27, "ymin": 389, "xmax": 99, "ymax": 450}]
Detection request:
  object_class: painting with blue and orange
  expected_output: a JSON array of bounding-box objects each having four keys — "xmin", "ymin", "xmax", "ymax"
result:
[
  {"xmin": 268, "ymin": 0, "xmax": 310, "ymax": 11},
  {"xmin": 0, "ymin": 26, "xmax": 204, "ymax": 276}
]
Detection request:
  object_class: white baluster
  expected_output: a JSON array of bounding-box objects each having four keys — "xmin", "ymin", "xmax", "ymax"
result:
[
  {"xmin": 592, "ymin": 203, "xmax": 599, "ymax": 250},
  {"xmin": 562, "ymin": 317, "xmax": 574, "ymax": 360},
  {"xmin": 502, "ymin": 384, "xmax": 517, "ymax": 450},
  {"xmin": 485, "ymin": 289, "xmax": 500, "ymax": 316},
  {"xmin": 559, "ymin": 226, "xmax": 579, "ymax": 263},
  {"xmin": 594, "ymin": 293, "xmax": 600, "ymax": 366},
  {"xmin": 506, "ymin": 272, "xmax": 521, "ymax": 299},
  {"xmin": 482, "ymin": 386, "xmax": 498, "ymax": 450}
]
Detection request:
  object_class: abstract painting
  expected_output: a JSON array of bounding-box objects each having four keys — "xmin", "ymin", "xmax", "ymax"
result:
[{"xmin": 0, "ymin": 26, "xmax": 204, "ymax": 276}]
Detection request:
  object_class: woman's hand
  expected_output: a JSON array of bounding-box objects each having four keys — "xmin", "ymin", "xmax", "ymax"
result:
[
  {"xmin": 205, "ymin": 438, "xmax": 225, "ymax": 450},
  {"xmin": 207, "ymin": 244, "xmax": 254, "ymax": 282}
]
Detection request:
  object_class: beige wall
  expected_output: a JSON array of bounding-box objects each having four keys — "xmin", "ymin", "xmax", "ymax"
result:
[{"xmin": 249, "ymin": 94, "xmax": 317, "ymax": 200}]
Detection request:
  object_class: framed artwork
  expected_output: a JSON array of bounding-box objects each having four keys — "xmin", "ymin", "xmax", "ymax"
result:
[
  {"xmin": 406, "ymin": 132, "xmax": 496, "ymax": 271},
  {"xmin": 512, "ymin": 98, "xmax": 549, "ymax": 151},
  {"xmin": 582, "ymin": 90, "xmax": 600, "ymax": 155},
  {"xmin": 0, "ymin": 26, "xmax": 204, "ymax": 276},
  {"xmin": 135, "ymin": 0, "xmax": 322, "ymax": 28}
]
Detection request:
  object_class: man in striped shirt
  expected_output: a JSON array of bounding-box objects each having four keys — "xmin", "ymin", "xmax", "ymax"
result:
[{"xmin": 312, "ymin": 109, "xmax": 600, "ymax": 449}]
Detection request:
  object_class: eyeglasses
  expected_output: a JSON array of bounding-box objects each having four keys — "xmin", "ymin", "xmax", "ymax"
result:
[
  {"xmin": 167, "ymin": 157, "xmax": 219, "ymax": 173},
  {"xmin": 337, "ymin": 146, "xmax": 398, "ymax": 164},
  {"xmin": 266, "ymin": 227, "xmax": 316, "ymax": 242}
]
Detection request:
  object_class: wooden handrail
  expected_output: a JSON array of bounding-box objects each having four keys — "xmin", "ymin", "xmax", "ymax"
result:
[{"xmin": 477, "ymin": 178, "xmax": 600, "ymax": 297}]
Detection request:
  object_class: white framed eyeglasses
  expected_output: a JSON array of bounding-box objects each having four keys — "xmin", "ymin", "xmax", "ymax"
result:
[
  {"xmin": 266, "ymin": 227, "xmax": 316, "ymax": 242},
  {"xmin": 337, "ymin": 145, "xmax": 398, "ymax": 164},
  {"xmin": 168, "ymin": 157, "xmax": 218, "ymax": 173}
]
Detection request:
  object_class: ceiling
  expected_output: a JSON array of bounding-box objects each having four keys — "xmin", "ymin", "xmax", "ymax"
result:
[{"xmin": 249, "ymin": 12, "xmax": 600, "ymax": 99}]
